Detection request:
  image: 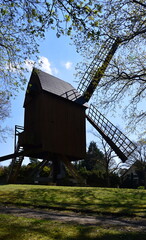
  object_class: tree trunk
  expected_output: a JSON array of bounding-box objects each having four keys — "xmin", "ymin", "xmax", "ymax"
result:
[{"xmin": 106, "ymin": 165, "xmax": 110, "ymax": 187}]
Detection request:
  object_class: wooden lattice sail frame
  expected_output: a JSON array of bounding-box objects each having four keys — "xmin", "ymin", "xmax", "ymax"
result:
[{"xmin": 87, "ymin": 104, "xmax": 136, "ymax": 162}]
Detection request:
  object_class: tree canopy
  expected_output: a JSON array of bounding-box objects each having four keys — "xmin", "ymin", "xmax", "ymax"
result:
[
  {"xmin": 0, "ymin": 92, "xmax": 11, "ymax": 142},
  {"xmin": 0, "ymin": 0, "xmax": 101, "ymax": 140},
  {"xmin": 75, "ymin": 0, "xmax": 146, "ymax": 134},
  {"xmin": 83, "ymin": 141, "xmax": 105, "ymax": 171},
  {"xmin": 77, "ymin": 141, "xmax": 120, "ymax": 187},
  {"xmin": 126, "ymin": 138, "xmax": 146, "ymax": 166},
  {"xmin": 0, "ymin": 0, "xmax": 100, "ymax": 97}
]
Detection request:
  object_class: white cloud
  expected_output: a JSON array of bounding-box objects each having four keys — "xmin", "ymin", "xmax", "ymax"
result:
[
  {"xmin": 52, "ymin": 67, "xmax": 59, "ymax": 75},
  {"xmin": 38, "ymin": 56, "xmax": 52, "ymax": 74},
  {"xmin": 64, "ymin": 61, "xmax": 73, "ymax": 70},
  {"xmin": 25, "ymin": 56, "xmax": 58, "ymax": 75}
]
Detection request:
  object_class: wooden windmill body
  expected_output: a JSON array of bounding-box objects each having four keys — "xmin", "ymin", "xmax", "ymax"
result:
[
  {"xmin": 21, "ymin": 69, "xmax": 87, "ymax": 161},
  {"xmin": 0, "ymin": 38, "xmax": 136, "ymax": 184}
]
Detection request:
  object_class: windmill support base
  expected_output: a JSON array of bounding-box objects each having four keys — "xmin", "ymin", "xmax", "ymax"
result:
[
  {"xmin": 52, "ymin": 159, "xmax": 66, "ymax": 183},
  {"xmin": 49, "ymin": 156, "xmax": 85, "ymax": 186}
]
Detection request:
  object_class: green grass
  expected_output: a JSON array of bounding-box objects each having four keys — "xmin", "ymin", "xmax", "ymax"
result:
[
  {"xmin": 0, "ymin": 214, "xmax": 145, "ymax": 240},
  {"xmin": 0, "ymin": 184, "xmax": 146, "ymax": 217}
]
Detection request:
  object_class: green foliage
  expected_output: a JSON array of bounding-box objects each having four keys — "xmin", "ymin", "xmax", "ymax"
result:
[
  {"xmin": 0, "ymin": 0, "xmax": 101, "ymax": 97},
  {"xmin": 79, "ymin": 168, "xmax": 120, "ymax": 187},
  {"xmin": 82, "ymin": 141, "xmax": 105, "ymax": 171},
  {"xmin": 15, "ymin": 162, "xmax": 51, "ymax": 183},
  {"xmin": 0, "ymin": 166, "xmax": 9, "ymax": 183},
  {"xmin": 76, "ymin": 141, "xmax": 120, "ymax": 187},
  {"xmin": 80, "ymin": 169, "xmax": 106, "ymax": 187},
  {"xmin": 75, "ymin": 0, "xmax": 146, "ymax": 134},
  {"xmin": 0, "ymin": 166, "xmax": 8, "ymax": 177},
  {"xmin": 40, "ymin": 166, "xmax": 51, "ymax": 177},
  {"xmin": 0, "ymin": 92, "xmax": 11, "ymax": 141},
  {"xmin": 138, "ymin": 186, "xmax": 145, "ymax": 189}
]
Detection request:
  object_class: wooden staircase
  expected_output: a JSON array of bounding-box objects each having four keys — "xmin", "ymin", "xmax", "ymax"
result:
[
  {"xmin": 7, "ymin": 145, "xmax": 24, "ymax": 183},
  {"xmin": 7, "ymin": 125, "xmax": 24, "ymax": 183}
]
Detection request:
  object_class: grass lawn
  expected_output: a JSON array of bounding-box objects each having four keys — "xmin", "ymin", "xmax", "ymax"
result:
[
  {"xmin": 0, "ymin": 184, "xmax": 145, "ymax": 217},
  {"xmin": 0, "ymin": 214, "xmax": 146, "ymax": 240}
]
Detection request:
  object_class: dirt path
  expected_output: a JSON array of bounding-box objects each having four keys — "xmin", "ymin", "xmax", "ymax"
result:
[{"xmin": 0, "ymin": 205, "xmax": 146, "ymax": 231}]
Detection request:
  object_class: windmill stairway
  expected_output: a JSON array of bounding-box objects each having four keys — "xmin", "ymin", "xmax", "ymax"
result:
[
  {"xmin": 7, "ymin": 144, "xmax": 24, "ymax": 183},
  {"xmin": 86, "ymin": 104, "xmax": 136, "ymax": 162},
  {"xmin": 6, "ymin": 125, "xmax": 24, "ymax": 183}
]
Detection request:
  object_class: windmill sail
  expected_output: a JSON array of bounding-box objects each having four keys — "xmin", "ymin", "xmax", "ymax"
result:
[
  {"xmin": 76, "ymin": 37, "xmax": 121, "ymax": 104},
  {"xmin": 76, "ymin": 37, "xmax": 136, "ymax": 161},
  {"xmin": 87, "ymin": 104, "xmax": 136, "ymax": 162}
]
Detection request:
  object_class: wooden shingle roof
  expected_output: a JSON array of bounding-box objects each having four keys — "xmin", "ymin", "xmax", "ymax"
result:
[
  {"xmin": 24, "ymin": 68, "xmax": 88, "ymax": 107},
  {"xmin": 34, "ymin": 68, "xmax": 81, "ymax": 102}
]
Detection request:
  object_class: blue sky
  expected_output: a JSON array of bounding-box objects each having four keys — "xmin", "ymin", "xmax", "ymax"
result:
[{"xmin": 0, "ymin": 30, "xmax": 138, "ymax": 166}]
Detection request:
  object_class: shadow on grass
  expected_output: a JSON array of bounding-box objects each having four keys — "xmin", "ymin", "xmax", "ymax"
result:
[
  {"xmin": 0, "ymin": 214, "xmax": 146, "ymax": 240},
  {"xmin": 0, "ymin": 186, "xmax": 146, "ymax": 217},
  {"xmin": 28, "ymin": 187, "xmax": 146, "ymax": 217}
]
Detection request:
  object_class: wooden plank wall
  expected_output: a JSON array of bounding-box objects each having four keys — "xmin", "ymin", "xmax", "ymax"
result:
[{"xmin": 24, "ymin": 92, "xmax": 86, "ymax": 160}]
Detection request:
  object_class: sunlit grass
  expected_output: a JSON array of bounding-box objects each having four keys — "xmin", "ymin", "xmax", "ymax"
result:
[
  {"xmin": 0, "ymin": 214, "xmax": 145, "ymax": 240},
  {"xmin": 0, "ymin": 185, "xmax": 146, "ymax": 217}
]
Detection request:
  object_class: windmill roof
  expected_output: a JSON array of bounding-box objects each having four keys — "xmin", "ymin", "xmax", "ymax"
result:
[{"xmin": 34, "ymin": 68, "xmax": 82, "ymax": 102}]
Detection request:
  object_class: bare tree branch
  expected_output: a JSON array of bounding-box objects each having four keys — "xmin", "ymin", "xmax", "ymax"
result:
[{"xmin": 132, "ymin": 0, "xmax": 146, "ymax": 8}]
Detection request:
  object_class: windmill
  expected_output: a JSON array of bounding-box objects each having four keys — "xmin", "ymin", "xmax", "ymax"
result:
[{"xmin": 0, "ymin": 37, "xmax": 136, "ymax": 184}]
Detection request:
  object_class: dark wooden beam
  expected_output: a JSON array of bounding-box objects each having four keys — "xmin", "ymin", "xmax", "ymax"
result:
[
  {"xmin": 0, "ymin": 147, "xmax": 43, "ymax": 162},
  {"xmin": 0, "ymin": 152, "xmax": 24, "ymax": 162}
]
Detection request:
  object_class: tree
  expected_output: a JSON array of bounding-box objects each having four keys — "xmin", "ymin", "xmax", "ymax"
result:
[
  {"xmin": 75, "ymin": 0, "xmax": 146, "ymax": 134},
  {"xmin": 122, "ymin": 138, "xmax": 146, "ymax": 166},
  {"xmin": 118, "ymin": 138, "xmax": 146, "ymax": 188},
  {"xmin": 0, "ymin": 165, "xmax": 9, "ymax": 183},
  {"xmin": 0, "ymin": 92, "xmax": 11, "ymax": 141},
  {"xmin": 0, "ymin": 0, "xmax": 100, "ymax": 99},
  {"xmin": 78, "ymin": 141, "xmax": 120, "ymax": 187},
  {"xmin": 77, "ymin": 141, "xmax": 105, "ymax": 186},
  {"xmin": 126, "ymin": 138, "xmax": 146, "ymax": 187},
  {"xmin": 83, "ymin": 141, "xmax": 105, "ymax": 171},
  {"xmin": 99, "ymin": 138, "xmax": 121, "ymax": 187}
]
